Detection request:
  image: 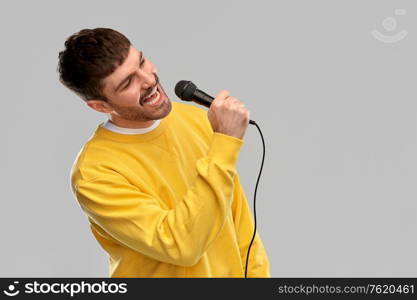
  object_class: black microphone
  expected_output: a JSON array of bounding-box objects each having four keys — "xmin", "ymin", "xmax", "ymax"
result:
[{"xmin": 174, "ymin": 80, "xmax": 256, "ymax": 125}]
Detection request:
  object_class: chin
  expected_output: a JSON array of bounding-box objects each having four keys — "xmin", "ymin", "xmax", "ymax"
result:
[{"xmin": 158, "ymin": 99, "xmax": 172, "ymax": 118}]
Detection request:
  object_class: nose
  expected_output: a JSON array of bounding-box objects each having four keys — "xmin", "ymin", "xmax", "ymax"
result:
[{"xmin": 138, "ymin": 68, "xmax": 156, "ymax": 89}]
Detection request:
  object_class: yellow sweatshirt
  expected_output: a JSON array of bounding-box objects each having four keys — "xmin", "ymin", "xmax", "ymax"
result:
[{"xmin": 70, "ymin": 101, "xmax": 270, "ymax": 278}]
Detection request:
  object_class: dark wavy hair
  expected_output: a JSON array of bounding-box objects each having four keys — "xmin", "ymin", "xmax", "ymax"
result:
[{"xmin": 57, "ymin": 28, "xmax": 131, "ymax": 102}]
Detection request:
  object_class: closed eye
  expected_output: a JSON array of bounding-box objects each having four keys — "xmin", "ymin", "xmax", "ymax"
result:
[{"xmin": 122, "ymin": 57, "xmax": 146, "ymax": 90}]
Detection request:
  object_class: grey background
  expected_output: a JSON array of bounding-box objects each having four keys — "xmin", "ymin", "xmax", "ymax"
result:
[{"xmin": 0, "ymin": 0, "xmax": 416, "ymax": 277}]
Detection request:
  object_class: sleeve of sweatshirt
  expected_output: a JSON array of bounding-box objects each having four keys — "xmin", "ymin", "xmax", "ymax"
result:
[
  {"xmin": 231, "ymin": 175, "xmax": 271, "ymax": 277},
  {"xmin": 73, "ymin": 132, "xmax": 243, "ymax": 267}
]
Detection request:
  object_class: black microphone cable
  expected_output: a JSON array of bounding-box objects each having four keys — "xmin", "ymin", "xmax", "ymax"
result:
[{"xmin": 244, "ymin": 120, "xmax": 265, "ymax": 278}]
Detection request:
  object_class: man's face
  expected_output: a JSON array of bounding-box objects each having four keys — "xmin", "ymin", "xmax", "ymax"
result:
[{"xmin": 98, "ymin": 45, "xmax": 171, "ymax": 123}]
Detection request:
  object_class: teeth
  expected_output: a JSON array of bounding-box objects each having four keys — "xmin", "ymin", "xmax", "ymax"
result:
[
  {"xmin": 144, "ymin": 91, "xmax": 160, "ymax": 105},
  {"xmin": 144, "ymin": 87, "xmax": 157, "ymax": 101}
]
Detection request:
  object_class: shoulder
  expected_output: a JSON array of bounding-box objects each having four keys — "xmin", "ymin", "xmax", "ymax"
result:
[
  {"xmin": 172, "ymin": 100, "xmax": 212, "ymax": 123},
  {"xmin": 170, "ymin": 101, "xmax": 209, "ymax": 124},
  {"xmin": 70, "ymin": 132, "xmax": 122, "ymax": 186},
  {"xmin": 169, "ymin": 100, "xmax": 213, "ymax": 138},
  {"xmin": 171, "ymin": 100, "xmax": 207, "ymax": 116}
]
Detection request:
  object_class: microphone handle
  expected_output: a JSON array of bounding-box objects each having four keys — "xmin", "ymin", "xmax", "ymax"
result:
[
  {"xmin": 194, "ymin": 89, "xmax": 214, "ymax": 108},
  {"xmin": 194, "ymin": 89, "xmax": 256, "ymax": 125}
]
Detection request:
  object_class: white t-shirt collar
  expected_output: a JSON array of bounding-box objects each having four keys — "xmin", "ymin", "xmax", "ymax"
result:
[{"xmin": 101, "ymin": 119, "xmax": 161, "ymax": 135}]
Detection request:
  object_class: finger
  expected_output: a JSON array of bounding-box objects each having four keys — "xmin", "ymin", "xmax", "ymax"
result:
[
  {"xmin": 214, "ymin": 90, "xmax": 230, "ymax": 100},
  {"xmin": 225, "ymin": 96, "xmax": 239, "ymax": 103}
]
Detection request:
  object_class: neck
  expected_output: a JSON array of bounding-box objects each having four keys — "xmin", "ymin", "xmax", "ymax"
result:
[{"xmin": 109, "ymin": 114, "xmax": 155, "ymax": 129}]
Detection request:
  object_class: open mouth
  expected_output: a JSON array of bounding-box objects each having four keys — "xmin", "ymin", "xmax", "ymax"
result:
[{"xmin": 142, "ymin": 85, "xmax": 164, "ymax": 107}]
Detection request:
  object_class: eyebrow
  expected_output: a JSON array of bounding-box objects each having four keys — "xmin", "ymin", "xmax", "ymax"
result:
[{"xmin": 114, "ymin": 51, "xmax": 143, "ymax": 92}]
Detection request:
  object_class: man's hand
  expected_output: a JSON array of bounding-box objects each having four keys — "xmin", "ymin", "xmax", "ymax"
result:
[{"xmin": 207, "ymin": 90, "xmax": 250, "ymax": 140}]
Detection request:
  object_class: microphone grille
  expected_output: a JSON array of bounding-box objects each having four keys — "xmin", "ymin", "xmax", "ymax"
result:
[{"xmin": 174, "ymin": 80, "xmax": 196, "ymax": 101}]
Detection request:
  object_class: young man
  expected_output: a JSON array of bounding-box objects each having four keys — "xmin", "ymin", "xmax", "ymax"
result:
[{"xmin": 58, "ymin": 28, "xmax": 270, "ymax": 278}]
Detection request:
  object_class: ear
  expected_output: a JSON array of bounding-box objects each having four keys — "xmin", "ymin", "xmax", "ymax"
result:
[{"xmin": 86, "ymin": 99, "xmax": 114, "ymax": 113}]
